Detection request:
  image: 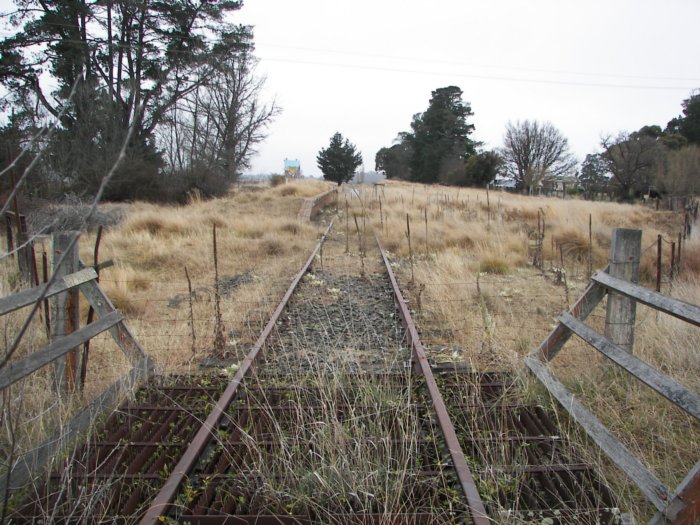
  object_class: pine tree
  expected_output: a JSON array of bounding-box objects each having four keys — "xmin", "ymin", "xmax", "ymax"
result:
[{"xmin": 317, "ymin": 133, "xmax": 363, "ymax": 185}]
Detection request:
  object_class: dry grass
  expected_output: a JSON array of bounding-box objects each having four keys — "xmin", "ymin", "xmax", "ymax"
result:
[
  {"xmin": 2, "ymin": 176, "xmax": 697, "ymax": 523},
  {"xmin": 340, "ymin": 180, "xmax": 698, "ymax": 523},
  {"xmin": 0, "ymin": 178, "xmax": 331, "ymax": 470}
]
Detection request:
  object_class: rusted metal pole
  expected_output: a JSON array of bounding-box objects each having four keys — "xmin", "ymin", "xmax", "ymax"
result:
[
  {"xmin": 4, "ymin": 214, "xmax": 13, "ymax": 257},
  {"xmin": 185, "ymin": 266, "xmax": 195, "ymax": 356},
  {"xmin": 587, "ymin": 213, "xmax": 593, "ymax": 279},
  {"xmin": 406, "ymin": 214, "xmax": 414, "ymax": 284},
  {"xmin": 670, "ymin": 241, "xmax": 676, "ymax": 284},
  {"xmin": 9, "ymin": 170, "xmax": 32, "ymax": 282},
  {"xmin": 51, "ymin": 231, "xmax": 81, "ymax": 392},
  {"xmin": 80, "ymin": 225, "xmax": 103, "ymax": 391},
  {"xmin": 486, "ymin": 184, "xmax": 490, "ymax": 227},
  {"xmin": 212, "ymin": 224, "xmax": 225, "ymax": 351},
  {"xmin": 377, "ymin": 237, "xmax": 490, "ymax": 525},
  {"xmin": 139, "ymin": 222, "xmax": 334, "ymax": 525},
  {"xmin": 41, "ymin": 251, "xmax": 51, "ymax": 338},
  {"xmin": 424, "ymin": 206, "xmax": 428, "ymax": 255}
]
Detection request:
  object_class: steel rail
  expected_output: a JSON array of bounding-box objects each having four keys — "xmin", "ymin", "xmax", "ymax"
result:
[
  {"xmin": 376, "ymin": 236, "xmax": 490, "ymax": 525},
  {"xmin": 139, "ymin": 222, "xmax": 333, "ymax": 525}
]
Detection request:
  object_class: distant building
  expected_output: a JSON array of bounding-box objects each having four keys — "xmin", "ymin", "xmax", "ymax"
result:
[
  {"xmin": 493, "ymin": 176, "xmax": 517, "ymax": 189},
  {"xmin": 284, "ymin": 158, "xmax": 301, "ymax": 178},
  {"xmin": 351, "ymin": 170, "xmax": 386, "ymax": 184},
  {"xmin": 542, "ymin": 175, "xmax": 580, "ymax": 196}
]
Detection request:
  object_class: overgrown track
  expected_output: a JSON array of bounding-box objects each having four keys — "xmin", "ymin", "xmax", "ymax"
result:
[{"xmin": 11, "ymin": 223, "xmax": 622, "ymax": 524}]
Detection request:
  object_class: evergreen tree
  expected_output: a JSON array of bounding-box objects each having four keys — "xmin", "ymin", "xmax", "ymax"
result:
[
  {"xmin": 317, "ymin": 133, "xmax": 363, "ymax": 185},
  {"xmin": 409, "ymin": 86, "xmax": 478, "ymax": 183},
  {"xmin": 0, "ymin": 0, "xmax": 253, "ymax": 200},
  {"xmin": 666, "ymin": 90, "xmax": 700, "ymax": 145},
  {"xmin": 579, "ymin": 153, "xmax": 610, "ymax": 196},
  {"xmin": 462, "ymin": 150, "xmax": 502, "ymax": 186},
  {"xmin": 375, "ymin": 135, "xmax": 413, "ymax": 180}
]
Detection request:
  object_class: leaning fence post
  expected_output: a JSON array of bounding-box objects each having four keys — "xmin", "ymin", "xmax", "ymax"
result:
[
  {"xmin": 604, "ymin": 228, "xmax": 641, "ymax": 353},
  {"xmin": 51, "ymin": 231, "xmax": 81, "ymax": 392}
]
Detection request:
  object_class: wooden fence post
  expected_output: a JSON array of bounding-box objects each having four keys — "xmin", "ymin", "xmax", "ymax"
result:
[
  {"xmin": 51, "ymin": 231, "xmax": 81, "ymax": 392},
  {"xmin": 656, "ymin": 235, "xmax": 662, "ymax": 293},
  {"xmin": 604, "ymin": 228, "xmax": 641, "ymax": 353},
  {"xmin": 4, "ymin": 213, "xmax": 14, "ymax": 258}
]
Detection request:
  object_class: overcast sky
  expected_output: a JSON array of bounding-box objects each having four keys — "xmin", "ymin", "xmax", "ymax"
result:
[{"xmin": 238, "ymin": 0, "xmax": 700, "ymax": 177}]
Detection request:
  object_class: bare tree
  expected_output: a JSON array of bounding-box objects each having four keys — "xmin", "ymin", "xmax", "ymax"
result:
[
  {"xmin": 158, "ymin": 53, "xmax": 279, "ymax": 197},
  {"xmin": 1, "ymin": 0, "xmax": 252, "ymax": 201},
  {"xmin": 500, "ymin": 120, "xmax": 576, "ymax": 193},
  {"xmin": 600, "ymin": 131, "xmax": 663, "ymax": 200}
]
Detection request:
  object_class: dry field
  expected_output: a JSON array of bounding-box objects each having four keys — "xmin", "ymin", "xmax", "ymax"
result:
[
  {"xmin": 341, "ymin": 181, "xmax": 699, "ymax": 522},
  {"xmin": 1, "ymin": 178, "xmax": 698, "ymax": 522}
]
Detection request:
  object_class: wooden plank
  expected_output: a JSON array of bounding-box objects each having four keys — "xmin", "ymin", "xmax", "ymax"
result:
[
  {"xmin": 532, "ymin": 280, "xmax": 606, "ymax": 361},
  {"xmin": 0, "ymin": 311, "xmax": 123, "ymax": 390},
  {"xmin": 560, "ymin": 312, "xmax": 700, "ymax": 421},
  {"xmin": 525, "ymin": 354, "xmax": 670, "ymax": 511},
  {"xmin": 78, "ymin": 279, "xmax": 146, "ymax": 363},
  {"xmin": 0, "ymin": 268, "xmax": 97, "ymax": 316},
  {"xmin": 0, "ymin": 356, "xmax": 153, "ymax": 495},
  {"xmin": 593, "ymin": 271, "xmax": 700, "ymax": 327},
  {"xmin": 649, "ymin": 460, "xmax": 700, "ymax": 525}
]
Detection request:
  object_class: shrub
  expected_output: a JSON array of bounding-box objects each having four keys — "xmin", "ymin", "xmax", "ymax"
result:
[
  {"xmin": 269, "ymin": 174, "xmax": 286, "ymax": 187},
  {"xmin": 479, "ymin": 257, "xmax": 510, "ymax": 274}
]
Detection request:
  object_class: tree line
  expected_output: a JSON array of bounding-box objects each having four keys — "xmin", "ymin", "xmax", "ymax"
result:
[
  {"xmin": 587, "ymin": 94, "xmax": 700, "ymax": 200},
  {"xmin": 0, "ymin": 0, "xmax": 277, "ymax": 203},
  {"xmin": 374, "ymin": 85, "xmax": 700, "ymax": 201},
  {"xmin": 375, "ymin": 86, "xmax": 502, "ymax": 188}
]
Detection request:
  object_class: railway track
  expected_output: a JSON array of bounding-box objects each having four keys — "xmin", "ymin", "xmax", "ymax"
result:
[{"xmin": 11, "ymin": 222, "xmax": 624, "ymax": 524}]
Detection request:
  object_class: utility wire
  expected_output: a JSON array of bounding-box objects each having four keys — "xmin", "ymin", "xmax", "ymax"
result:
[
  {"xmin": 257, "ymin": 55, "xmax": 698, "ymax": 92},
  {"xmin": 257, "ymin": 43, "xmax": 700, "ymax": 84}
]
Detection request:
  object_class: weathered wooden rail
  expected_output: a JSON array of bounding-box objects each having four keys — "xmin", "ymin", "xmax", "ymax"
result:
[
  {"xmin": 0, "ymin": 261, "xmax": 153, "ymax": 498},
  {"xmin": 526, "ymin": 244, "xmax": 700, "ymax": 524}
]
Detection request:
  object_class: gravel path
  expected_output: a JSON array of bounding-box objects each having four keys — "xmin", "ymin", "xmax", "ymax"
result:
[{"xmin": 261, "ymin": 230, "xmax": 411, "ymax": 375}]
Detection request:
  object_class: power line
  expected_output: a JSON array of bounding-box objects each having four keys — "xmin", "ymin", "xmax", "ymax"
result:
[
  {"xmin": 257, "ymin": 43, "xmax": 700, "ymax": 84},
  {"xmin": 4, "ymin": 9, "xmax": 697, "ymax": 90},
  {"xmin": 257, "ymin": 55, "xmax": 697, "ymax": 92}
]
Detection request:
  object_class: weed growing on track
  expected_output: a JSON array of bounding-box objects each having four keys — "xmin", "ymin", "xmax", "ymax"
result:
[
  {"xmin": 0, "ymin": 179, "xmax": 331, "ymax": 485},
  {"xmin": 2, "ymin": 178, "xmax": 698, "ymax": 523},
  {"xmin": 177, "ymin": 353, "xmax": 471, "ymax": 522},
  {"xmin": 342, "ymin": 180, "xmax": 699, "ymax": 522}
]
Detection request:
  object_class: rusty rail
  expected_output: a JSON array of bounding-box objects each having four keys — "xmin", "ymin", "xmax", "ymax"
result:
[
  {"xmin": 139, "ymin": 222, "xmax": 333, "ymax": 525},
  {"xmin": 10, "ymin": 223, "xmax": 625, "ymax": 524},
  {"xmin": 376, "ymin": 236, "xmax": 490, "ymax": 525}
]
